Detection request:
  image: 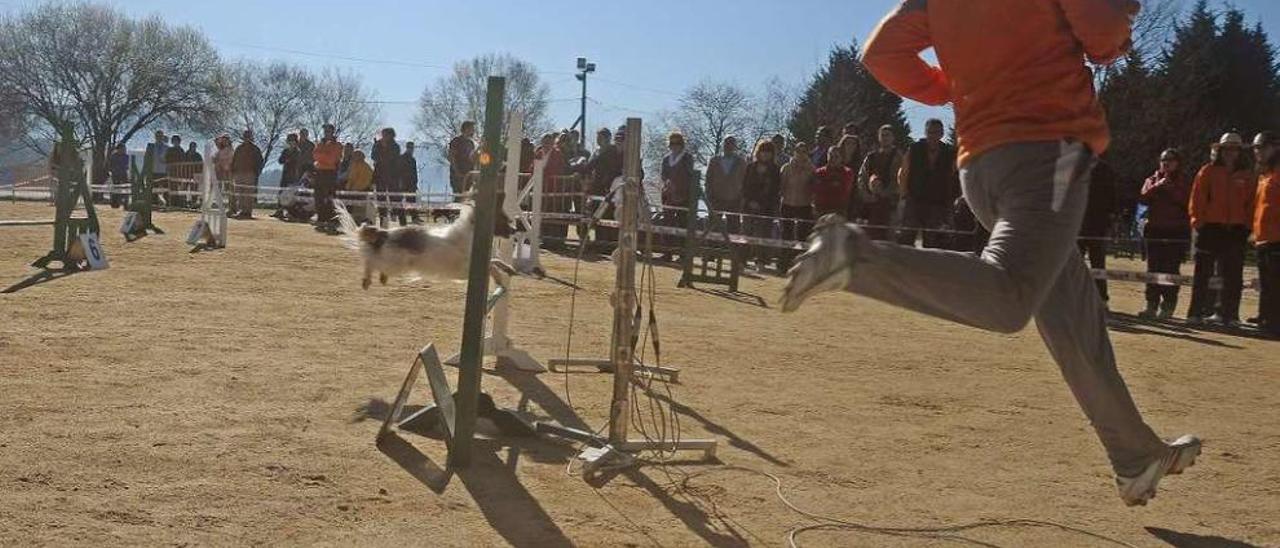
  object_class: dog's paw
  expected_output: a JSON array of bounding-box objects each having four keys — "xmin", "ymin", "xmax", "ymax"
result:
[
  {"xmin": 362, "ymin": 278, "xmax": 372, "ymax": 290},
  {"xmin": 380, "ymin": 274, "xmax": 388, "ymax": 286}
]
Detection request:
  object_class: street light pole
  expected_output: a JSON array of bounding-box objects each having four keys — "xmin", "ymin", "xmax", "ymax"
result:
[{"xmin": 576, "ymin": 57, "xmax": 596, "ymax": 151}]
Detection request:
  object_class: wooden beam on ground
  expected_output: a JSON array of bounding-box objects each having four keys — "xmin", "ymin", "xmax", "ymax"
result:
[{"xmin": 0, "ymin": 220, "xmax": 57, "ymax": 227}]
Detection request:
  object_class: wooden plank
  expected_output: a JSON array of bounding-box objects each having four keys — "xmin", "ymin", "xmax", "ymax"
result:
[
  {"xmin": 377, "ymin": 349, "xmax": 425, "ymax": 441},
  {"xmin": 417, "ymin": 345, "xmax": 456, "ymax": 443},
  {"xmin": 0, "ymin": 220, "xmax": 56, "ymax": 227}
]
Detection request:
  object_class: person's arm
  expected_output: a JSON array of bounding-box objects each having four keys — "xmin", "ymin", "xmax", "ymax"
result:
[
  {"xmin": 1138, "ymin": 174, "xmax": 1161, "ymax": 205},
  {"xmin": 1060, "ymin": 0, "xmax": 1140, "ymax": 65},
  {"xmin": 861, "ymin": 0, "xmax": 950, "ymax": 106},
  {"xmin": 857, "ymin": 155, "xmax": 872, "ymax": 193},
  {"xmin": 897, "ymin": 150, "xmax": 912, "ymax": 200},
  {"xmin": 705, "ymin": 159, "xmax": 719, "ymax": 206},
  {"xmin": 892, "ymin": 151, "xmax": 906, "ymax": 199},
  {"xmin": 1189, "ymin": 166, "xmax": 1210, "ymax": 229}
]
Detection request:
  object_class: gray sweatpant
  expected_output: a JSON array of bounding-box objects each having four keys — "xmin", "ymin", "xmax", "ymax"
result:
[{"xmin": 844, "ymin": 140, "xmax": 1164, "ymax": 476}]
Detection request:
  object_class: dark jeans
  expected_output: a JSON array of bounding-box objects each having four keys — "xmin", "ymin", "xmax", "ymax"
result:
[
  {"xmin": 110, "ymin": 175, "xmax": 129, "ymax": 208},
  {"xmin": 1188, "ymin": 224, "xmax": 1249, "ymax": 320},
  {"xmin": 780, "ymin": 204, "xmax": 814, "ymax": 242},
  {"xmin": 313, "ymin": 170, "xmax": 337, "ymax": 223},
  {"xmin": 898, "ymin": 199, "xmax": 951, "ymax": 248},
  {"xmin": 1143, "ymin": 225, "xmax": 1189, "ymax": 308},
  {"xmin": 1078, "ymin": 237, "xmax": 1109, "ymax": 302},
  {"xmin": 449, "ymin": 172, "xmax": 468, "ymax": 201},
  {"xmin": 859, "ymin": 200, "xmax": 895, "ymax": 241},
  {"xmin": 594, "ymin": 202, "xmax": 617, "ymax": 246},
  {"xmin": 378, "ymin": 184, "xmax": 408, "ymax": 226},
  {"xmin": 663, "ymin": 207, "xmax": 689, "ymax": 257},
  {"xmin": 779, "ymin": 204, "xmax": 813, "ymax": 270},
  {"xmin": 1258, "ymin": 242, "xmax": 1280, "ymax": 332},
  {"xmin": 744, "ymin": 206, "xmax": 776, "ymax": 263}
]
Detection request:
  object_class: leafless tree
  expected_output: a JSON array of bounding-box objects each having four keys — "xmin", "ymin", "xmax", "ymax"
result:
[
  {"xmin": 301, "ymin": 68, "xmax": 383, "ymax": 149},
  {"xmin": 1097, "ymin": 0, "xmax": 1185, "ymax": 84},
  {"xmin": 0, "ymin": 87, "xmax": 23, "ymax": 145},
  {"xmin": 1133, "ymin": 0, "xmax": 1185, "ymax": 58},
  {"xmin": 0, "ymin": 2, "xmax": 230, "ymax": 170},
  {"xmin": 669, "ymin": 80, "xmax": 753, "ymax": 166},
  {"xmin": 215, "ymin": 61, "xmax": 314, "ymax": 171},
  {"xmin": 747, "ymin": 77, "xmax": 798, "ymax": 147},
  {"xmin": 414, "ymin": 53, "xmax": 551, "ymax": 165}
]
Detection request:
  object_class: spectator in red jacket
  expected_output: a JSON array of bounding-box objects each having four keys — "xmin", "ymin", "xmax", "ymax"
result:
[
  {"xmin": 811, "ymin": 142, "xmax": 853, "ymax": 217},
  {"xmin": 537, "ymin": 133, "xmax": 569, "ymax": 247},
  {"xmin": 1138, "ymin": 148, "xmax": 1192, "ymax": 320}
]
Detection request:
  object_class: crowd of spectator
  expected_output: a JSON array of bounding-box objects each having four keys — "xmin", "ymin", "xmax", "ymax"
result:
[
  {"xmin": 1134, "ymin": 131, "xmax": 1279, "ymax": 336},
  {"xmin": 87, "ymin": 118, "xmax": 1279, "ymax": 337}
]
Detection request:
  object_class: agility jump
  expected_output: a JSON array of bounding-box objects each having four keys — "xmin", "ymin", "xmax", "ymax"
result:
[{"xmin": 1, "ymin": 129, "xmax": 107, "ymax": 272}]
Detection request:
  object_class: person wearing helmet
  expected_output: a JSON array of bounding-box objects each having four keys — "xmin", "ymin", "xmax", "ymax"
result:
[{"xmin": 782, "ymin": 0, "xmax": 1200, "ymax": 507}]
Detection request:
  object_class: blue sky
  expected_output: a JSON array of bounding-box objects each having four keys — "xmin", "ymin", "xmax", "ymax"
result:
[{"xmin": 4, "ymin": 0, "xmax": 1280, "ymax": 144}]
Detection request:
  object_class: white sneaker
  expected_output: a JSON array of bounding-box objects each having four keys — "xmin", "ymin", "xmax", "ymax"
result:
[
  {"xmin": 780, "ymin": 215, "xmax": 862, "ymax": 313},
  {"xmin": 1116, "ymin": 435, "xmax": 1202, "ymax": 507}
]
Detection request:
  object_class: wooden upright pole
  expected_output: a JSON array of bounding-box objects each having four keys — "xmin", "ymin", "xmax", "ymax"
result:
[
  {"xmin": 451, "ymin": 76, "xmax": 506, "ymax": 468},
  {"xmin": 608, "ymin": 118, "xmax": 642, "ymax": 445}
]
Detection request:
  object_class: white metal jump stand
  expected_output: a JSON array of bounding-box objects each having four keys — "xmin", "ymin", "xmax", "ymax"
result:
[
  {"xmin": 549, "ymin": 174, "xmax": 680, "ymax": 382},
  {"xmin": 444, "ymin": 113, "xmax": 546, "ymax": 373},
  {"xmin": 538, "ymin": 118, "xmax": 716, "ymax": 479},
  {"xmin": 510, "ymin": 158, "xmax": 546, "ymax": 276},
  {"xmin": 186, "ymin": 143, "xmax": 227, "ymax": 249}
]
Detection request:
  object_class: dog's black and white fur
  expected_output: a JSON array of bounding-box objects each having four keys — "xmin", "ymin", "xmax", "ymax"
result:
[{"xmin": 334, "ymin": 199, "xmax": 514, "ymax": 289}]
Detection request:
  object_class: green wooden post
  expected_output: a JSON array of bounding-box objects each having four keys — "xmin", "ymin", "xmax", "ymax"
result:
[
  {"xmin": 449, "ymin": 76, "xmax": 506, "ymax": 468},
  {"xmin": 32, "ymin": 128, "xmax": 99, "ymax": 270},
  {"xmin": 127, "ymin": 147, "xmax": 162, "ymax": 237}
]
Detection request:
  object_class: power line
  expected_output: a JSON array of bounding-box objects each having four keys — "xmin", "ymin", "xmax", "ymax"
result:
[
  {"xmin": 214, "ymin": 39, "xmax": 677, "ymax": 97},
  {"xmin": 587, "ymin": 97, "xmax": 660, "ymax": 116},
  {"xmin": 216, "ymin": 40, "xmax": 455, "ymax": 71},
  {"xmin": 593, "ymin": 76, "xmax": 680, "ymax": 97}
]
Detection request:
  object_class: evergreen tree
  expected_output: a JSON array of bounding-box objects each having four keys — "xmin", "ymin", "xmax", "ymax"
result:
[
  {"xmin": 1100, "ymin": 50, "xmax": 1159, "ymax": 204},
  {"xmin": 1155, "ymin": 0, "xmax": 1226, "ymax": 169},
  {"xmin": 788, "ymin": 39, "xmax": 910, "ymax": 150}
]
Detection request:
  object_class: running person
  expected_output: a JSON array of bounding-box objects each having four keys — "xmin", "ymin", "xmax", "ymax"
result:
[{"xmin": 781, "ymin": 0, "xmax": 1199, "ymax": 506}]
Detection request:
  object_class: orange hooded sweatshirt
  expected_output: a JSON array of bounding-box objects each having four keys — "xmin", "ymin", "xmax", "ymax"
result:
[
  {"xmin": 862, "ymin": 0, "xmax": 1139, "ymax": 167},
  {"xmin": 1189, "ymin": 164, "xmax": 1255, "ymax": 229},
  {"xmin": 1255, "ymin": 173, "xmax": 1280, "ymax": 245}
]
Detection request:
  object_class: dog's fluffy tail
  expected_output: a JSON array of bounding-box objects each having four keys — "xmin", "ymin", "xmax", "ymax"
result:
[{"xmin": 333, "ymin": 200, "xmax": 364, "ymax": 250}]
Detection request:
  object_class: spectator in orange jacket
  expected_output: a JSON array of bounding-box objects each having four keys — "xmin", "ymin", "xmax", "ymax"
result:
[
  {"xmin": 1138, "ymin": 148, "xmax": 1192, "ymax": 320},
  {"xmin": 1187, "ymin": 133, "xmax": 1255, "ymax": 326},
  {"xmin": 1251, "ymin": 131, "xmax": 1280, "ymax": 336},
  {"xmin": 783, "ymin": 0, "xmax": 1199, "ymax": 507},
  {"xmin": 311, "ymin": 124, "xmax": 344, "ymax": 228}
]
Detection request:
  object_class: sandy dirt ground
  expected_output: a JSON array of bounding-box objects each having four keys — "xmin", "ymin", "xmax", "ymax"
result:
[{"xmin": 1, "ymin": 201, "xmax": 1277, "ymax": 547}]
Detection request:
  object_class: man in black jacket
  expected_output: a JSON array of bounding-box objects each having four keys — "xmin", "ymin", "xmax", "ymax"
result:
[
  {"xmin": 582, "ymin": 127, "xmax": 623, "ymax": 246},
  {"xmin": 372, "ymin": 127, "xmax": 403, "ymax": 226},
  {"xmin": 1079, "ymin": 161, "xmax": 1119, "ymax": 304},
  {"xmin": 898, "ymin": 119, "xmax": 959, "ymax": 248},
  {"xmin": 400, "ymin": 142, "xmax": 421, "ymax": 224}
]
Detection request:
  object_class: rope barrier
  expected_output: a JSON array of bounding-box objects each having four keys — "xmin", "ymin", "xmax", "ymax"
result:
[{"xmin": 7, "ymin": 176, "xmax": 1264, "ymax": 291}]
